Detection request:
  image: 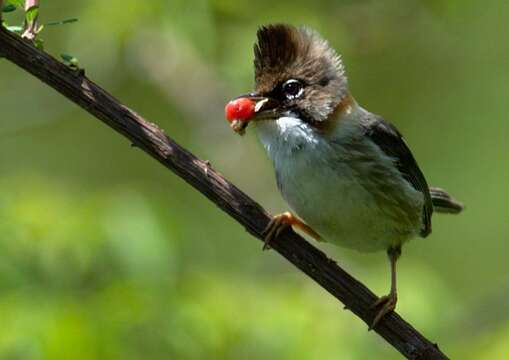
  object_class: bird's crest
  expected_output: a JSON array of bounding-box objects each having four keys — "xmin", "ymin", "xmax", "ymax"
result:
[{"xmin": 253, "ymin": 24, "xmax": 345, "ymax": 94}]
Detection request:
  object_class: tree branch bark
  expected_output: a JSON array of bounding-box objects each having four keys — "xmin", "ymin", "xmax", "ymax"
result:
[{"xmin": 0, "ymin": 27, "xmax": 448, "ymax": 360}]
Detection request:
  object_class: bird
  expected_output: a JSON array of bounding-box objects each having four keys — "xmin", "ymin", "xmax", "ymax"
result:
[{"xmin": 224, "ymin": 24, "xmax": 464, "ymax": 329}]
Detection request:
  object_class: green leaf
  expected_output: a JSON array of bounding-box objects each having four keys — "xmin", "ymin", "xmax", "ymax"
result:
[
  {"xmin": 34, "ymin": 38, "xmax": 44, "ymax": 50},
  {"xmin": 61, "ymin": 53, "xmax": 79, "ymax": 67},
  {"xmin": 45, "ymin": 18, "xmax": 79, "ymax": 27},
  {"xmin": 5, "ymin": 0, "xmax": 24, "ymax": 7},
  {"xmin": 61, "ymin": 53, "xmax": 73, "ymax": 62},
  {"xmin": 2, "ymin": 4, "xmax": 17, "ymax": 13},
  {"xmin": 6, "ymin": 25, "xmax": 23, "ymax": 33},
  {"xmin": 25, "ymin": 5, "xmax": 39, "ymax": 24}
]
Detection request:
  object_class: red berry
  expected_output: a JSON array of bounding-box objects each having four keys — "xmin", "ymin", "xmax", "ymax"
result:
[{"xmin": 225, "ymin": 98, "xmax": 255, "ymax": 122}]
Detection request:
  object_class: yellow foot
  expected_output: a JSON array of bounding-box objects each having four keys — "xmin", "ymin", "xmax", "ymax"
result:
[
  {"xmin": 369, "ymin": 293, "xmax": 397, "ymax": 330},
  {"xmin": 262, "ymin": 212, "xmax": 321, "ymax": 250},
  {"xmin": 262, "ymin": 213, "xmax": 292, "ymax": 250}
]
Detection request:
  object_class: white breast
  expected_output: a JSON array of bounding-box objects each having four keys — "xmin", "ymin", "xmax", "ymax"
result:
[{"xmin": 255, "ymin": 109, "xmax": 423, "ymax": 252}]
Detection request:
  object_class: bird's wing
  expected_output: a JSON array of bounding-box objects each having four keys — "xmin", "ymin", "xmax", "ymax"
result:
[{"xmin": 365, "ymin": 117, "xmax": 433, "ymax": 237}]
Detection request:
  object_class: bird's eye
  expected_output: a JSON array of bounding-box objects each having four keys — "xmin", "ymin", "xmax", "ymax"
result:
[{"xmin": 282, "ymin": 79, "xmax": 303, "ymax": 99}]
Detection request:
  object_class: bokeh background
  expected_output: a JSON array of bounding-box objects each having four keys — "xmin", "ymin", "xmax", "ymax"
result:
[{"xmin": 1, "ymin": 0, "xmax": 508, "ymax": 358}]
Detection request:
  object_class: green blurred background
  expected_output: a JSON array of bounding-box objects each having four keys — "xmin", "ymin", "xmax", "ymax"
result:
[{"xmin": 1, "ymin": 0, "xmax": 508, "ymax": 358}]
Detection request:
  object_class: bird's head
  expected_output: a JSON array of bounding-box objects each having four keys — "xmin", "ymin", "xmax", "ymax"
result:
[{"xmin": 225, "ymin": 24, "xmax": 349, "ymax": 135}]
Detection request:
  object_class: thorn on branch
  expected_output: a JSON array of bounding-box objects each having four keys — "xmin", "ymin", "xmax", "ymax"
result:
[{"xmin": 204, "ymin": 160, "xmax": 211, "ymax": 175}]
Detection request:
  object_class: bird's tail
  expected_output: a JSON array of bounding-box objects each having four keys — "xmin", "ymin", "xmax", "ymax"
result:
[{"xmin": 430, "ymin": 187, "xmax": 464, "ymax": 214}]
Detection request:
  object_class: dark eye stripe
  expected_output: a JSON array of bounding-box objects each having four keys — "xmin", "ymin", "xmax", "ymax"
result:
[
  {"xmin": 268, "ymin": 79, "xmax": 305, "ymax": 101},
  {"xmin": 319, "ymin": 76, "xmax": 331, "ymax": 86},
  {"xmin": 282, "ymin": 79, "xmax": 303, "ymax": 99}
]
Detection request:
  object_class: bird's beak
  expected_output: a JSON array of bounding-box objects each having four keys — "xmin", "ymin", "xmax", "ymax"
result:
[{"xmin": 225, "ymin": 93, "xmax": 279, "ymax": 135}]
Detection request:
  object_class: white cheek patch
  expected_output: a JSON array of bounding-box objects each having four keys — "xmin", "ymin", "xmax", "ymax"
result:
[
  {"xmin": 275, "ymin": 116, "xmax": 302, "ymax": 132},
  {"xmin": 276, "ymin": 117, "xmax": 320, "ymax": 147},
  {"xmin": 256, "ymin": 115, "xmax": 323, "ymax": 160}
]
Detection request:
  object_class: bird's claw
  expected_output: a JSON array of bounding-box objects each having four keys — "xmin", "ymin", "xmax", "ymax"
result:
[
  {"xmin": 369, "ymin": 293, "xmax": 397, "ymax": 330},
  {"xmin": 262, "ymin": 214, "xmax": 291, "ymax": 250}
]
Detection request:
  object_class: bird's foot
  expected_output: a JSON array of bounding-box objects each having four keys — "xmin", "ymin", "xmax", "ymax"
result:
[
  {"xmin": 263, "ymin": 212, "xmax": 321, "ymax": 250},
  {"xmin": 262, "ymin": 212, "xmax": 293, "ymax": 250},
  {"xmin": 369, "ymin": 292, "xmax": 397, "ymax": 330}
]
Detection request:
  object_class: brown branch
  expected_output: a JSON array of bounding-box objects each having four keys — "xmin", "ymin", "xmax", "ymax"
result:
[{"xmin": 0, "ymin": 26, "xmax": 448, "ymax": 360}]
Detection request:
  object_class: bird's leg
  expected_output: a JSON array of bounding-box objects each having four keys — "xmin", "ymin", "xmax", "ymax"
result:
[
  {"xmin": 370, "ymin": 245, "xmax": 401, "ymax": 330},
  {"xmin": 262, "ymin": 211, "xmax": 321, "ymax": 250}
]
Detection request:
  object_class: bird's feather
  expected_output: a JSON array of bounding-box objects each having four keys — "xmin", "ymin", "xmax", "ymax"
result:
[
  {"xmin": 365, "ymin": 117, "xmax": 433, "ymax": 237},
  {"xmin": 429, "ymin": 187, "xmax": 464, "ymax": 214}
]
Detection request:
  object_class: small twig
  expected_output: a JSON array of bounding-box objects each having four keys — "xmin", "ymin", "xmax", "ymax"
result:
[
  {"xmin": 0, "ymin": 26, "xmax": 449, "ymax": 360},
  {"xmin": 21, "ymin": 0, "xmax": 39, "ymax": 41}
]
